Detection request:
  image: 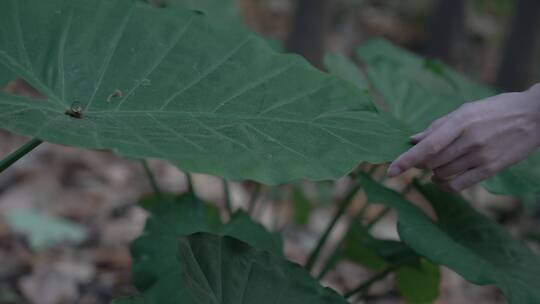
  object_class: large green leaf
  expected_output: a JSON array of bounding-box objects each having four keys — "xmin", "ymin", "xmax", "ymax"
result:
[
  {"xmin": 0, "ymin": 65, "xmax": 14, "ymax": 87},
  {"xmin": 131, "ymin": 194, "xmax": 283, "ymax": 292},
  {"xmin": 358, "ymin": 174, "xmax": 540, "ymax": 304},
  {"xmin": 143, "ymin": 233, "xmax": 349, "ymax": 304},
  {"xmin": 162, "ymin": 0, "xmax": 284, "ymax": 52},
  {"xmin": 0, "ymin": 0, "xmax": 410, "ymax": 185},
  {"xmin": 356, "ymin": 38, "xmax": 540, "ymax": 195},
  {"xmin": 161, "ymin": 0, "xmax": 240, "ymax": 26}
]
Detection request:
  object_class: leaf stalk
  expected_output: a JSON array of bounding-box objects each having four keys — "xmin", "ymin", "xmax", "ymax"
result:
[
  {"xmin": 223, "ymin": 179, "xmax": 233, "ymax": 215},
  {"xmin": 140, "ymin": 160, "xmax": 161, "ymax": 196},
  {"xmin": 248, "ymin": 183, "xmax": 261, "ymax": 215},
  {"xmin": 304, "ymin": 183, "xmax": 362, "ymax": 271},
  {"xmin": 0, "ymin": 138, "xmax": 43, "ymax": 174}
]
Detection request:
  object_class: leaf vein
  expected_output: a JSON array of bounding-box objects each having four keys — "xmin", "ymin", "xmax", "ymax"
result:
[
  {"xmin": 115, "ymin": 14, "xmax": 195, "ymax": 110},
  {"xmin": 211, "ymin": 62, "xmax": 297, "ymax": 113},
  {"xmin": 158, "ymin": 35, "xmax": 252, "ymax": 111},
  {"xmin": 86, "ymin": 4, "xmax": 135, "ymax": 111}
]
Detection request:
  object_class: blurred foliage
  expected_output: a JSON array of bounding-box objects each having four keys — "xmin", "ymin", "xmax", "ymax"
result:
[
  {"xmin": 340, "ymin": 219, "xmax": 440, "ymax": 303},
  {"xmin": 292, "ymin": 188, "xmax": 312, "ymax": 225},
  {"xmin": 395, "ymin": 259, "xmax": 440, "ymax": 304},
  {"xmin": 4, "ymin": 211, "xmax": 87, "ymax": 250},
  {"xmin": 360, "ymin": 174, "xmax": 540, "ymax": 303},
  {"xmin": 324, "ymin": 52, "xmax": 370, "ymax": 92},
  {"xmin": 471, "ymin": 0, "xmax": 515, "ymax": 18}
]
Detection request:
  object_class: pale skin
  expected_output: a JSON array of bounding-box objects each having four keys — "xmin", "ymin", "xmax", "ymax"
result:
[{"xmin": 387, "ymin": 83, "xmax": 540, "ymax": 192}]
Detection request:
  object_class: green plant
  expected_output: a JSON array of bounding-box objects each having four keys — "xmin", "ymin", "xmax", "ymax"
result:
[{"xmin": 1, "ymin": 0, "xmax": 539, "ymax": 303}]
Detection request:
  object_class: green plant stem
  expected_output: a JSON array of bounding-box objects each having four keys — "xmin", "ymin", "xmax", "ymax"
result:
[
  {"xmin": 248, "ymin": 183, "xmax": 261, "ymax": 215},
  {"xmin": 316, "ymin": 202, "xmax": 372, "ymax": 280},
  {"xmin": 344, "ymin": 264, "xmax": 399, "ymax": 299},
  {"xmin": 365, "ymin": 207, "xmax": 391, "ymax": 230},
  {"xmin": 304, "ymin": 183, "xmax": 362, "ymax": 272},
  {"xmin": 365, "ymin": 171, "xmax": 430, "ymax": 230},
  {"xmin": 356, "ymin": 200, "xmax": 371, "ymax": 221},
  {"xmin": 316, "ymin": 241, "xmax": 343, "ymax": 280},
  {"xmin": 186, "ymin": 173, "xmax": 195, "ymax": 194},
  {"xmin": 141, "ymin": 160, "xmax": 161, "ymax": 196},
  {"xmin": 319, "ymin": 171, "xmax": 429, "ymax": 278},
  {"xmin": 367, "ymin": 164, "xmax": 379, "ymax": 176},
  {"xmin": 0, "ymin": 138, "xmax": 43, "ymax": 174},
  {"xmin": 345, "ymin": 255, "xmax": 415, "ymax": 299},
  {"xmin": 223, "ymin": 179, "xmax": 233, "ymax": 215}
]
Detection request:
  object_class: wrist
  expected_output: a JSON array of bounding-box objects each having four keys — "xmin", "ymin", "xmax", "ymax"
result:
[
  {"xmin": 523, "ymin": 84, "xmax": 540, "ymax": 147},
  {"xmin": 525, "ymin": 84, "xmax": 540, "ymax": 115}
]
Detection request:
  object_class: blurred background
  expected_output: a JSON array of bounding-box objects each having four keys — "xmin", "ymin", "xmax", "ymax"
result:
[{"xmin": 1, "ymin": 0, "xmax": 540, "ymax": 303}]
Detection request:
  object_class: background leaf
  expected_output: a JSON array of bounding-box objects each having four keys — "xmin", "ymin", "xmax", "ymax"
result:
[
  {"xmin": 220, "ymin": 211, "xmax": 283, "ymax": 256},
  {"xmin": 142, "ymin": 233, "xmax": 348, "ymax": 304},
  {"xmin": 395, "ymin": 259, "xmax": 440, "ymax": 304},
  {"xmin": 481, "ymin": 152, "xmax": 540, "ymax": 195},
  {"xmin": 0, "ymin": 0, "xmax": 411, "ymax": 185},
  {"xmin": 323, "ymin": 53, "xmax": 369, "ymax": 92},
  {"xmin": 356, "ymin": 38, "xmax": 540, "ymax": 195},
  {"xmin": 358, "ymin": 174, "xmax": 540, "ymax": 304},
  {"xmin": 356, "ymin": 38, "xmax": 493, "ymax": 132}
]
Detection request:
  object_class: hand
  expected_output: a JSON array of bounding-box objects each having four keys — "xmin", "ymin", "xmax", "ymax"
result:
[{"xmin": 387, "ymin": 84, "xmax": 540, "ymax": 192}]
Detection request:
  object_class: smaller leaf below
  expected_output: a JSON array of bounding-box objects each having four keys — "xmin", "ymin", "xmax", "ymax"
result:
[{"xmin": 142, "ymin": 233, "xmax": 349, "ymax": 304}]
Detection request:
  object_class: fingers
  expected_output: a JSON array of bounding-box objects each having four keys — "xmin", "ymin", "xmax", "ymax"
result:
[
  {"xmin": 424, "ymin": 136, "xmax": 471, "ymax": 170},
  {"xmin": 434, "ymin": 166, "xmax": 497, "ymax": 192},
  {"xmin": 388, "ymin": 117, "xmax": 464, "ymax": 177},
  {"xmin": 410, "ymin": 115, "xmax": 452, "ymax": 144},
  {"xmin": 432, "ymin": 153, "xmax": 478, "ymax": 179}
]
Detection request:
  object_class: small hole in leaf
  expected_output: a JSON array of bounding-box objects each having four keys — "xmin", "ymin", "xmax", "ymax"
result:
[{"xmin": 107, "ymin": 89, "xmax": 123, "ymax": 102}]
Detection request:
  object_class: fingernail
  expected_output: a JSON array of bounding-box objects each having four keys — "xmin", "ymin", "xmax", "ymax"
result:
[{"xmin": 387, "ymin": 165, "xmax": 401, "ymax": 177}]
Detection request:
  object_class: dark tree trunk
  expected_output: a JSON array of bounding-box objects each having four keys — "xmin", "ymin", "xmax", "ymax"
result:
[
  {"xmin": 425, "ymin": 0, "xmax": 466, "ymax": 64},
  {"xmin": 496, "ymin": 0, "xmax": 540, "ymax": 92},
  {"xmin": 285, "ymin": 0, "xmax": 333, "ymax": 68}
]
